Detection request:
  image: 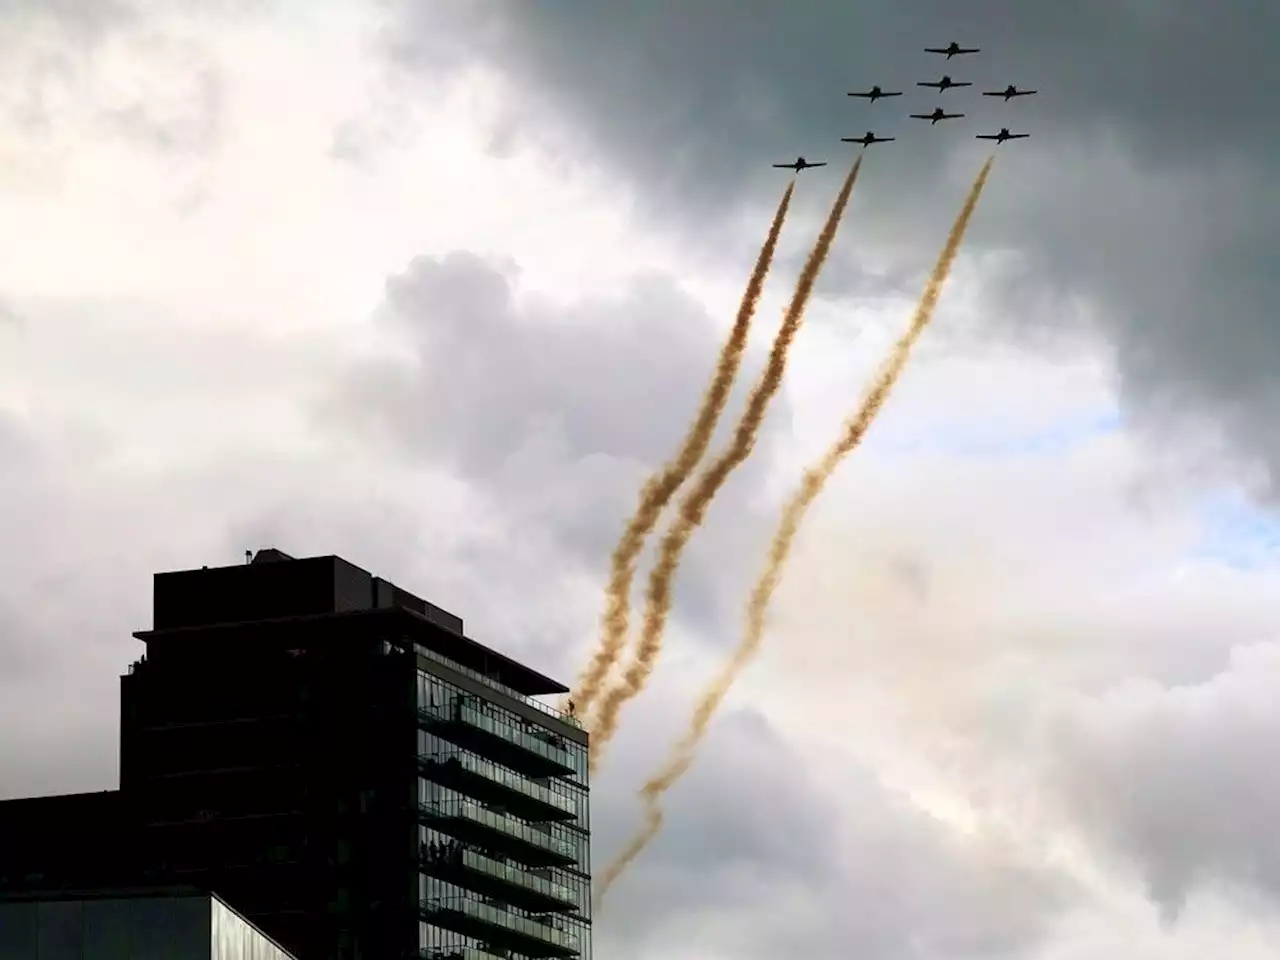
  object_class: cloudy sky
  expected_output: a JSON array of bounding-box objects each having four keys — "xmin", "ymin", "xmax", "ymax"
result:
[{"xmin": 3, "ymin": 1, "xmax": 1280, "ymax": 957}]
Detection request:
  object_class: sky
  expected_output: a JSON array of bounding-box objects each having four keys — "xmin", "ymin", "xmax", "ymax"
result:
[{"xmin": 2, "ymin": 1, "xmax": 1280, "ymax": 957}]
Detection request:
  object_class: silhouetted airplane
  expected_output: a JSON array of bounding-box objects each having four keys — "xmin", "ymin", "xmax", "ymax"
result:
[
  {"xmin": 841, "ymin": 131, "xmax": 895, "ymax": 147},
  {"xmin": 918, "ymin": 75, "xmax": 971, "ymax": 92},
  {"xmin": 925, "ymin": 42, "xmax": 979, "ymax": 59},
  {"xmin": 910, "ymin": 107, "xmax": 964, "ymax": 125},
  {"xmin": 848, "ymin": 85, "xmax": 903, "ymax": 102},
  {"xmin": 982, "ymin": 85, "xmax": 1037, "ymax": 101},
  {"xmin": 975, "ymin": 127, "xmax": 1029, "ymax": 144},
  {"xmin": 772, "ymin": 157, "xmax": 828, "ymax": 171}
]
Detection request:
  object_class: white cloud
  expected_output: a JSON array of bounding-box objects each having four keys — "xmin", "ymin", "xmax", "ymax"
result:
[{"xmin": 2, "ymin": 3, "xmax": 1280, "ymax": 959}]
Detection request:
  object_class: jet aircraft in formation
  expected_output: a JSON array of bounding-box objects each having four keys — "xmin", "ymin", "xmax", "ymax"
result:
[
  {"xmin": 982, "ymin": 84, "xmax": 1037, "ymax": 101},
  {"xmin": 841, "ymin": 132, "xmax": 895, "ymax": 147},
  {"xmin": 925, "ymin": 41, "xmax": 979, "ymax": 59},
  {"xmin": 774, "ymin": 43, "xmax": 1033, "ymax": 169},
  {"xmin": 773, "ymin": 157, "xmax": 828, "ymax": 171},
  {"xmin": 975, "ymin": 127, "xmax": 1029, "ymax": 143},
  {"xmin": 918, "ymin": 75, "xmax": 971, "ymax": 92},
  {"xmin": 910, "ymin": 107, "xmax": 965, "ymax": 125},
  {"xmin": 847, "ymin": 85, "xmax": 903, "ymax": 102}
]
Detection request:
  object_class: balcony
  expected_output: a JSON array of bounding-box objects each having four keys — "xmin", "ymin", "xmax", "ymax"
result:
[
  {"xmin": 421, "ymin": 842, "xmax": 579, "ymax": 914},
  {"xmin": 420, "ymin": 701, "xmax": 576, "ymax": 778},
  {"xmin": 419, "ymin": 752, "xmax": 577, "ymax": 823},
  {"xmin": 417, "ymin": 948, "xmax": 507, "ymax": 960},
  {"xmin": 421, "ymin": 897, "xmax": 580, "ymax": 959},
  {"xmin": 414, "ymin": 644, "xmax": 584, "ymax": 730},
  {"xmin": 419, "ymin": 800, "xmax": 577, "ymax": 868}
]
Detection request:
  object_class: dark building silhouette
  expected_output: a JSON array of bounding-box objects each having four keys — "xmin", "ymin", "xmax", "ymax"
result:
[
  {"xmin": 0, "ymin": 550, "xmax": 592, "ymax": 960},
  {"xmin": 0, "ymin": 886, "xmax": 298, "ymax": 959}
]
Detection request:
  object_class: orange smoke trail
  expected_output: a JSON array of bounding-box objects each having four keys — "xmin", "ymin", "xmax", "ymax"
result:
[
  {"xmin": 595, "ymin": 156, "xmax": 996, "ymax": 900},
  {"xmin": 594, "ymin": 741, "xmax": 688, "ymax": 903},
  {"xmin": 588, "ymin": 156, "xmax": 864, "ymax": 767},
  {"xmin": 571, "ymin": 182, "xmax": 797, "ymax": 719}
]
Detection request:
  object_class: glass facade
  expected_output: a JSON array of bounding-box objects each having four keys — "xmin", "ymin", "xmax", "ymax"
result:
[
  {"xmin": 414, "ymin": 646, "xmax": 584, "ymax": 730},
  {"xmin": 416, "ymin": 669, "xmax": 591, "ymax": 960}
]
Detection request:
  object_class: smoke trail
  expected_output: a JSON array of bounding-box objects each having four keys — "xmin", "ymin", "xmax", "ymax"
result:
[
  {"xmin": 596, "ymin": 156, "xmax": 996, "ymax": 897},
  {"xmin": 588, "ymin": 156, "xmax": 864, "ymax": 766},
  {"xmin": 571, "ymin": 182, "xmax": 797, "ymax": 719},
  {"xmin": 594, "ymin": 735, "xmax": 690, "ymax": 903}
]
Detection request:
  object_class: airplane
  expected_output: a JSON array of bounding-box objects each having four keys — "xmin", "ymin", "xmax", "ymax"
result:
[
  {"xmin": 917, "ymin": 75, "xmax": 972, "ymax": 92},
  {"xmin": 909, "ymin": 107, "xmax": 965, "ymax": 125},
  {"xmin": 982, "ymin": 84, "xmax": 1037, "ymax": 101},
  {"xmin": 841, "ymin": 131, "xmax": 895, "ymax": 147},
  {"xmin": 772, "ymin": 157, "xmax": 828, "ymax": 171},
  {"xmin": 925, "ymin": 42, "xmax": 980, "ymax": 59},
  {"xmin": 847, "ymin": 85, "xmax": 903, "ymax": 102},
  {"xmin": 975, "ymin": 127, "xmax": 1030, "ymax": 144}
]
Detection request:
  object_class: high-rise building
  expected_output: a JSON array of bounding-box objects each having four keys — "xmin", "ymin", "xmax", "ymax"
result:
[{"xmin": 0, "ymin": 549, "xmax": 592, "ymax": 960}]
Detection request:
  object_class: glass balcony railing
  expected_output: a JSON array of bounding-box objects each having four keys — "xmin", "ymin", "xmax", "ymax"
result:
[
  {"xmin": 422, "ymin": 897, "xmax": 581, "ymax": 954},
  {"xmin": 414, "ymin": 645, "xmax": 584, "ymax": 729},
  {"xmin": 460, "ymin": 849, "xmax": 577, "ymax": 909},
  {"xmin": 431, "ymin": 750, "xmax": 576, "ymax": 818},
  {"xmin": 420, "ymin": 799, "xmax": 576, "ymax": 862},
  {"xmin": 426, "ymin": 702, "xmax": 575, "ymax": 774},
  {"xmin": 417, "ymin": 947, "xmax": 507, "ymax": 960}
]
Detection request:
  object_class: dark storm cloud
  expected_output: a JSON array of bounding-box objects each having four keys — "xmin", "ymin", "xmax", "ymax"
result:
[
  {"xmin": 594, "ymin": 711, "xmax": 835, "ymax": 888},
  {"xmin": 360, "ymin": 252, "xmax": 725, "ymax": 475},
  {"xmin": 592, "ymin": 706, "xmax": 1070, "ymax": 959},
  {"xmin": 322, "ymin": 252, "xmax": 793, "ymax": 641},
  {"xmin": 385, "ymin": 0, "xmax": 1280, "ymax": 494}
]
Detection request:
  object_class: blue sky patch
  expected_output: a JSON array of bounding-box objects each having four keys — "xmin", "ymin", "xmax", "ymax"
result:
[
  {"xmin": 1189, "ymin": 489, "xmax": 1280, "ymax": 571},
  {"xmin": 862, "ymin": 408, "xmax": 1123, "ymax": 461}
]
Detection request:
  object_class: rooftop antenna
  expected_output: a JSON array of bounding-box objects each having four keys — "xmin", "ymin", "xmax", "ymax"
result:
[{"xmin": 245, "ymin": 550, "xmax": 252, "ymax": 565}]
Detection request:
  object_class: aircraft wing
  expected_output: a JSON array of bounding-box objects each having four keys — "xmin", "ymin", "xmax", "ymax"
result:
[
  {"xmin": 981, "ymin": 91, "xmax": 1004, "ymax": 96},
  {"xmin": 772, "ymin": 163, "xmax": 797, "ymax": 168},
  {"xmin": 1006, "ymin": 133, "xmax": 1030, "ymax": 139},
  {"xmin": 942, "ymin": 113, "xmax": 964, "ymax": 118},
  {"xmin": 848, "ymin": 91, "xmax": 874, "ymax": 98},
  {"xmin": 974, "ymin": 134, "xmax": 1000, "ymax": 140},
  {"xmin": 952, "ymin": 82, "xmax": 973, "ymax": 87},
  {"xmin": 917, "ymin": 81, "xmax": 942, "ymax": 87},
  {"xmin": 1013, "ymin": 90, "xmax": 1037, "ymax": 97},
  {"xmin": 924, "ymin": 48, "xmax": 948, "ymax": 53},
  {"xmin": 808, "ymin": 162, "xmax": 828, "ymax": 167},
  {"xmin": 957, "ymin": 47, "xmax": 980, "ymax": 53}
]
